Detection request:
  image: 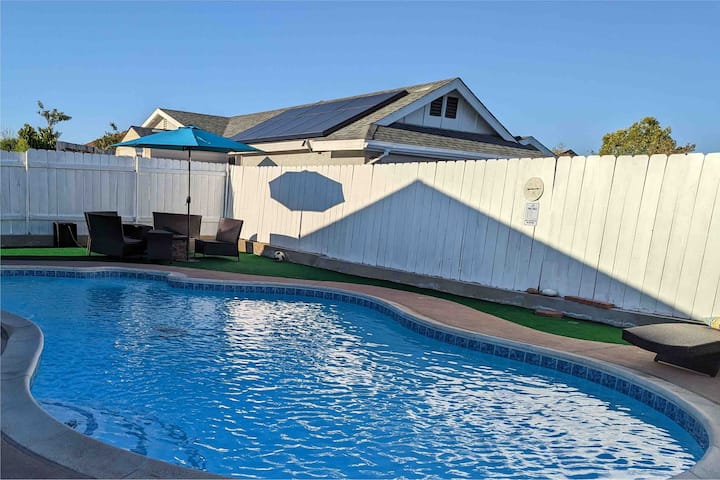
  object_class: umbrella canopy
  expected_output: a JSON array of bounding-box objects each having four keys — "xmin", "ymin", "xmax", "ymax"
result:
[
  {"xmin": 113, "ymin": 125, "xmax": 259, "ymax": 153},
  {"xmin": 113, "ymin": 126, "xmax": 260, "ymax": 261}
]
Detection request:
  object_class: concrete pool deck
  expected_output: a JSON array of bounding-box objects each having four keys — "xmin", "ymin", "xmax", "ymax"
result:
[{"xmin": 1, "ymin": 260, "xmax": 719, "ymax": 479}]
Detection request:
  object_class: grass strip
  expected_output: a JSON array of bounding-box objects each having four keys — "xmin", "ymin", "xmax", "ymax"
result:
[{"xmin": 0, "ymin": 247, "xmax": 626, "ymax": 344}]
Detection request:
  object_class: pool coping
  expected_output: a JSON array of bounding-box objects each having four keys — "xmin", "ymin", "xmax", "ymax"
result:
[{"xmin": 1, "ymin": 264, "xmax": 719, "ymax": 479}]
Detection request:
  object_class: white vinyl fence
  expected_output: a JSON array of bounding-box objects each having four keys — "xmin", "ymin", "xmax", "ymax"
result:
[
  {"xmin": 2, "ymin": 149, "xmax": 719, "ymax": 320},
  {"xmin": 228, "ymin": 153, "xmax": 720, "ymax": 320},
  {"xmin": 0, "ymin": 149, "xmax": 227, "ymax": 237}
]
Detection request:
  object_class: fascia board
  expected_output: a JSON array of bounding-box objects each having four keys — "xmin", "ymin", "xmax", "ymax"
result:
[
  {"xmin": 141, "ymin": 109, "xmax": 183, "ymax": 129},
  {"xmin": 518, "ymin": 136, "xmax": 555, "ymax": 157},
  {"xmin": 306, "ymin": 139, "xmax": 367, "ymax": 151},
  {"xmin": 366, "ymin": 140, "xmax": 498, "ymax": 160},
  {"xmin": 244, "ymin": 140, "xmax": 308, "ymax": 153}
]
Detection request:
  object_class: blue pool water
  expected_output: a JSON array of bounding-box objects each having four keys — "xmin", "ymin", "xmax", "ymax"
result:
[{"xmin": 1, "ymin": 275, "xmax": 702, "ymax": 478}]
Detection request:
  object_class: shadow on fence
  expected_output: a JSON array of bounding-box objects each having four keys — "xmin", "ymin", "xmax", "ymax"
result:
[{"xmin": 269, "ymin": 180, "xmax": 693, "ymax": 319}]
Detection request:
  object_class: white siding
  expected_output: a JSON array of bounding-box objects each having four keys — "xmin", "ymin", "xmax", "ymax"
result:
[{"xmin": 397, "ymin": 90, "xmax": 495, "ymax": 134}]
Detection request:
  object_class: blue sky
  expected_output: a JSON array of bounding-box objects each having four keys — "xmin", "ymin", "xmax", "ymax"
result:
[{"xmin": 2, "ymin": 1, "xmax": 718, "ymax": 154}]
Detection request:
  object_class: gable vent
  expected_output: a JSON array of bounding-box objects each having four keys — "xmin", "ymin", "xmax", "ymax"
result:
[
  {"xmin": 429, "ymin": 97, "xmax": 443, "ymax": 117},
  {"xmin": 445, "ymin": 96, "xmax": 459, "ymax": 119}
]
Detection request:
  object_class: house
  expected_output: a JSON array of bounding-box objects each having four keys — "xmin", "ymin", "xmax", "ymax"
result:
[
  {"xmin": 117, "ymin": 78, "xmax": 551, "ymax": 165},
  {"xmin": 554, "ymin": 148, "xmax": 578, "ymax": 157},
  {"xmin": 515, "ymin": 136, "xmax": 555, "ymax": 157}
]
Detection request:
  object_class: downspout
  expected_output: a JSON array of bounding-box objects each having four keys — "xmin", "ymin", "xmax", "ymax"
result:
[
  {"xmin": 24, "ymin": 150, "xmax": 29, "ymax": 234},
  {"xmin": 368, "ymin": 149, "xmax": 390, "ymax": 165},
  {"xmin": 134, "ymin": 148, "xmax": 141, "ymax": 223}
]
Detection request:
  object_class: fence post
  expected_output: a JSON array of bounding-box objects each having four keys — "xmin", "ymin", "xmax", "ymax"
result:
[
  {"xmin": 24, "ymin": 150, "xmax": 30, "ymax": 234},
  {"xmin": 134, "ymin": 153, "xmax": 140, "ymax": 223},
  {"xmin": 223, "ymin": 162, "xmax": 230, "ymax": 218}
]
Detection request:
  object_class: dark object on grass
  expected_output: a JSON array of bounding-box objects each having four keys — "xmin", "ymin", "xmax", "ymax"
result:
[
  {"xmin": 153, "ymin": 212, "xmax": 201, "ymax": 240},
  {"xmin": 84, "ymin": 212, "xmax": 145, "ymax": 259},
  {"xmin": 195, "ymin": 218, "xmax": 244, "ymax": 261},
  {"xmin": 53, "ymin": 222, "xmax": 79, "ymax": 247},
  {"xmin": 622, "ymin": 323, "xmax": 720, "ymax": 377},
  {"xmin": 146, "ymin": 229, "xmax": 175, "ymax": 262}
]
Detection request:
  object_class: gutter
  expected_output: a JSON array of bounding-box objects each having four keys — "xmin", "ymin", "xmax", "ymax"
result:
[
  {"xmin": 367, "ymin": 149, "xmax": 391, "ymax": 164},
  {"xmin": 365, "ymin": 140, "xmax": 499, "ymax": 161}
]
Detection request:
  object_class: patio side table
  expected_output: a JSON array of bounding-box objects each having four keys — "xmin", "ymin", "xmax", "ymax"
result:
[{"xmin": 145, "ymin": 229, "xmax": 174, "ymax": 262}]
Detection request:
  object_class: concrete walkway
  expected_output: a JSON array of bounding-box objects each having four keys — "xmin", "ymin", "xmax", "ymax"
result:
[{"xmin": 2, "ymin": 260, "xmax": 718, "ymax": 478}]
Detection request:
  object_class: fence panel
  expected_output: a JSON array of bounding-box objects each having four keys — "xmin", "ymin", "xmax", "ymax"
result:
[
  {"xmin": 1, "ymin": 149, "xmax": 225, "ymax": 238},
  {"xmin": 688, "ymin": 153, "xmax": 720, "ymax": 319},
  {"xmin": 621, "ymin": 154, "xmax": 667, "ymax": 312},
  {"xmin": 0, "ymin": 151, "xmax": 27, "ymax": 235},
  {"xmin": 436, "ymin": 161, "xmax": 467, "ymax": 280},
  {"xmin": 457, "ymin": 160, "xmax": 483, "ymax": 282},
  {"xmin": 513, "ymin": 156, "xmax": 556, "ymax": 291},
  {"xmin": 409, "ymin": 162, "xmax": 440, "ymax": 275},
  {"xmin": 675, "ymin": 154, "xmax": 720, "ymax": 318},
  {"xmin": 596, "ymin": 154, "xmax": 649, "ymax": 305},
  {"xmin": 655, "ymin": 153, "xmax": 705, "ymax": 317},
  {"xmin": 225, "ymin": 153, "xmax": 720, "ymax": 319},
  {"xmin": 465, "ymin": 160, "xmax": 502, "ymax": 285},
  {"xmin": 4, "ymin": 150, "xmax": 720, "ymax": 319}
]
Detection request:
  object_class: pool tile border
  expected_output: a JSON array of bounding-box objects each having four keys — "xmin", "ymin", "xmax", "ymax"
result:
[{"xmin": 2, "ymin": 265, "xmax": 718, "ymax": 477}]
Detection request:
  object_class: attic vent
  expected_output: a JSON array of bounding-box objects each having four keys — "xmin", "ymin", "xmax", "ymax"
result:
[
  {"xmin": 429, "ymin": 97, "xmax": 443, "ymax": 117},
  {"xmin": 445, "ymin": 96, "xmax": 459, "ymax": 119}
]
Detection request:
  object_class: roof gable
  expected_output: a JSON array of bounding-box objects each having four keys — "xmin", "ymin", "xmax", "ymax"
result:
[
  {"xmin": 145, "ymin": 108, "xmax": 230, "ymax": 135},
  {"xmin": 137, "ymin": 78, "xmax": 526, "ymax": 151},
  {"xmin": 372, "ymin": 78, "xmax": 516, "ymax": 142}
]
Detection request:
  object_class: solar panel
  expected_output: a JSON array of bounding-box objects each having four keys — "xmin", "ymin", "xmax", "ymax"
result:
[{"xmin": 232, "ymin": 90, "xmax": 407, "ymax": 143}]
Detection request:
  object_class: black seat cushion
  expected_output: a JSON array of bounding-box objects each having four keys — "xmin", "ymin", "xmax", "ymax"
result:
[{"xmin": 623, "ymin": 323, "xmax": 720, "ymax": 357}]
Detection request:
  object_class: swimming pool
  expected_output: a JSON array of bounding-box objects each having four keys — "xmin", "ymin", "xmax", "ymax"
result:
[{"xmin": 0, "ymin": 268, "xmax": 709, "ymax": 478}]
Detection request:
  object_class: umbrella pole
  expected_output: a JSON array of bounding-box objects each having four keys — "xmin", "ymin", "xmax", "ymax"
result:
[{"xmin": 186, "ymin": 149, "xmax": 191, "ymax": 261}]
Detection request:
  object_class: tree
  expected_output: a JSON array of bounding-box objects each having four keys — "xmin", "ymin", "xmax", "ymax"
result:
[
  {"xmin": 15, "ymin": 101, "xmax": 71, "ymax": 150},
  {"xmin": 93, "ymin": 122, "xmax": 126, "ymax": 152},
  {"xmin": 17, "ymin": 123, "xmax": 39, "ymax": 149},
  {"xmin": 0, "ymin": 128, "xmax": 29, "ymax": 152},
  {"xmin": 0, "ymin": 129, "xmax": 18, "ymax": 151},
  {"xmin": 599, "ymin": 117, "xmax": 695, "ymax": 156},
  {"xmin": 551, "ymin": 143, "xmax": 567, "ymax": 156}
]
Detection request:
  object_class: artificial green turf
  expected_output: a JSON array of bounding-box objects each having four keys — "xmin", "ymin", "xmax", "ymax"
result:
[
  {"xmin": 0, "ymin": 247, "xmax": 627, "ymax": 344},
  {"xmin": 1, "ymin": 247, "xmax": 89, "ymax": 256}
]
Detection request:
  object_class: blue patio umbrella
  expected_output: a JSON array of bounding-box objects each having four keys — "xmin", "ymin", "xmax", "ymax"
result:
[{"xmin": 114, "ymin": 126, "xmax": 260, "ymax": 260}]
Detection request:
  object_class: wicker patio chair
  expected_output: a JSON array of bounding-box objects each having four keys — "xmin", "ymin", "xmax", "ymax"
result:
[
  {"xmin": 84, "ymin": 212, "xmax": 145, "ymax": 258},
  {"xmin": 195, "ymin": 218, "xmax": 244, "ymax": 261}
]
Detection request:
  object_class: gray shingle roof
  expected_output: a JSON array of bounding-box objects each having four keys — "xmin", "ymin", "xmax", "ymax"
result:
[
  {"xmin": 128, "ymin": 126, "xmax": 156, "ymax": 137},
  {"xmin": 155, "ymin": 78, "xmax": 539, "ymax": 159},
  {"xmin": 158, "ymin": 109, "xmax": 230, "ymax": 135},
  {"xmin": 158, "ymin": 78, "xmax": 457, "ymax": 141},
  {"xmin": 323, "ymin": 78, "xmax": 457, "ymax": 140},
  {"xmin": 223, "ymin": 107, "xmax": 288, "ymax": 138},
  {"xmin": 371, "ymin": 125, "xmax": 545, "ymax": 159}
]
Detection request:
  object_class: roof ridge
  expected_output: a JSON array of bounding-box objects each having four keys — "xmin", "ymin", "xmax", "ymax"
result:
[
  {"xmin": 160, "ymin": 78, "xmax": 458, "ymax": 124},
  {"xmin": 159, "ymin": 108, "xmax": 230, "ymax": 120}
]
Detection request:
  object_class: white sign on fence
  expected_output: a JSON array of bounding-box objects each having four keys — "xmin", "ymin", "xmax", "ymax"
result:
[{"xmin": 524, "ymin": 202, "xmax": 539, "ymax": 226}]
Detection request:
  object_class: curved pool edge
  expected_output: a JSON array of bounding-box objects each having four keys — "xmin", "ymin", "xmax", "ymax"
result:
[
  {"xmin": 0, "ymin": 309, "xmax": 224, "ymax": 480},
  {"xmin": 1, "ymin": 265, "xmax": 719, "ymax": 479}
]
